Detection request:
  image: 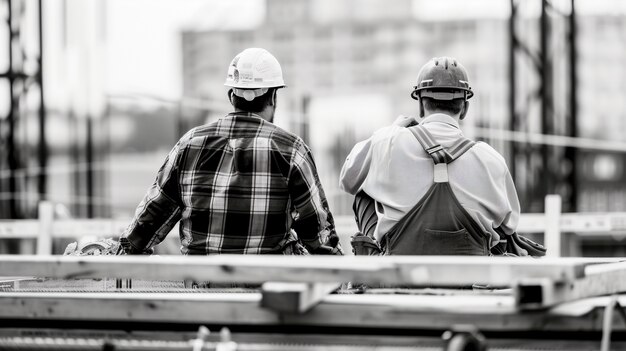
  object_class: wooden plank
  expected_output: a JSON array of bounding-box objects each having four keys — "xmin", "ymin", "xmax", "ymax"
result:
[
  {"xmin": 0, "ymin": 331, "xmax": 455, "ymax": 351},
  {"xmin": 260, "ymin": 282, "xmax": 340, "ymax": 313},
  {"xmin": 561, "ymin": 213, "xmax": 613, "ymax": 233},
  {"xmin": 0, "ymin": 255, "xmax": 600, "ymax": 287},
  {"xmin": 51, "ymin": 219, "xmax": 130, "ymax": 237},
  {"xmin": 510, "ymin": 212, "xmax": 626, "ymax": 235},
  {"xmin": 0, "ymin": 220, "xmax": 39, "ymax": 239},
  {"xmin": 544, "ymin": 195, "xmax": 562, "ymax": 257},
  {"xmin": 36, "ymin": 202, "xmax": 54, "ymax": 255},
  {"xmin": 1, "ymin": 212, "xmax": 625, "ymax": 242},
  {"xmin": 0, "ymin": 219, "xmax": 128, "ymax": 239},
  {"xmin": 0, "ymin": 219, "xmax": 129, "ymax": 239},
  {"xmin": 517, "ymin": 214, "xmax": 547, "ymax": 233},
  {"xmin": 516, "ymin": 261, "xmax": 626, "ymax": 309},
  {"xmin": 0, "ymin": 291, "xmax": 623, "ymax": 332},
  {"xmin": 0, "ymin": 277, "xmax": 37, "ymax": 290}
]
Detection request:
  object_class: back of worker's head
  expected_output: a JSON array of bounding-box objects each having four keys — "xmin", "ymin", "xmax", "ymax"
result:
[
  {"xmin": 411, "ymin": 57, "xmax": 473, "ymax": 119},
  {"xmin": 224, "ymin": 48, "xmax": 286, "ymax": 115},
  {"xmin": 229, "ymin": 88, "xmax": 276, "ymax": 113},
  {"xmin": 421, "ymin": 97, "xmax": 465, "ymax": 116}
]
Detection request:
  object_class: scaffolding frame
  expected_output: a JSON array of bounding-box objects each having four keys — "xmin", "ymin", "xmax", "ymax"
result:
[
  {"xmin": 0, "ymin": 0, "xmax": 45, "ymax": 219},
  {"xmin": 510, "ymin": 0, "xmax": 578, "ymax": 212}
]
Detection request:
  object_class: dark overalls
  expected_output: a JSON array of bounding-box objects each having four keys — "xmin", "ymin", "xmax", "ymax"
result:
[{"xmin": 353, "ymin": 125, "xmax": 489, "ymax": 256}]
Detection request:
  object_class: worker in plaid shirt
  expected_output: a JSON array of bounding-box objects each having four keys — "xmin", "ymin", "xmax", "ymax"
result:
[{"xmin": 119, "ymin": 48, "xmax": 342, "ymax": 256}]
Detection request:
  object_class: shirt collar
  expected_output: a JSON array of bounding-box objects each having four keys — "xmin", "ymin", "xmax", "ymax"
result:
[
  {"xmin": 225, "ymin": 111, "xmax": 264, "ymax": 120},
  {"xmin": 421, "ymin": 113, "xmax": 460, "ymax": 129}
]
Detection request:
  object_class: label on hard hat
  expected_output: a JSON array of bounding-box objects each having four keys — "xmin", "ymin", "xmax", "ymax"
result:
[{"xmin": 240, "ymin": 71, "xmax": 253, "ymax": 82}]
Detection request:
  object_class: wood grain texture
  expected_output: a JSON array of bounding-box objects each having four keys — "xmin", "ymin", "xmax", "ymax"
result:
[
  {"xmin": 260, "ymin": 282, "xmax": 340, "ymax": 313},
  {"xmin": 517, "ymin": 261, "xmax": 626, "ymax": 309},
  {"xmin": 1, "ymin": 291, "xmax": 623, "ymax": 332},
  {"xmin": 0, "ymin": 255, "xmax": 608, "ymax": 286}
]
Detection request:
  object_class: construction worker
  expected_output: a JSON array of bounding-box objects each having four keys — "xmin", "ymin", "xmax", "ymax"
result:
[
  {"xmin": 340, "ymin": 57, "xmax": 521, "ymax": 256},
  {"xmin": 119, "ymin": 48, "xmax": 342, "ymax": 256}
]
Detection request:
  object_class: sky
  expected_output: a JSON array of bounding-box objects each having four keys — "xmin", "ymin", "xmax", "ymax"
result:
[
  {"xmin": 103, "ymin": 0, "xmax": 626, "ymax": 101},
  {"xmin": 104, "ymin": 0, "xmax": 514, "ymax": 100},
  {"xmin": 105, "ymin": 0, "xmax": 263, "ymax": 100}
]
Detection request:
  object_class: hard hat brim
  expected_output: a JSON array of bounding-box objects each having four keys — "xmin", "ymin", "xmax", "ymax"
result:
[
  {"xmin": 224, "ymin": 82, "xmax": 287, "ymax": 89},
  {"xmin": 411, "ymin": 87, "xmax": 474, "ymax": 101}
]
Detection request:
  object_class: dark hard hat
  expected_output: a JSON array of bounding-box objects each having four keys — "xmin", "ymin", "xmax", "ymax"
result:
[{"xmin": 411, "ymin": 57, "xmax": 474, "ymax": 101}]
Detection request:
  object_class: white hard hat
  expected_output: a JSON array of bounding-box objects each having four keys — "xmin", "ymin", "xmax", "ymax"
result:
[{"xmin": 224, "ymin": 48, "xmax": 286, "ymax": 101}]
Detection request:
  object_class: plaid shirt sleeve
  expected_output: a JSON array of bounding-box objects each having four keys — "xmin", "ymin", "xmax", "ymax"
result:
[
  {"xmin": 289, "ymin": 141, "xmax": 341, "ymax": 254},
  {"xmin": 120, "ymin": 135, "xmax": 187, "ymax": 254}
]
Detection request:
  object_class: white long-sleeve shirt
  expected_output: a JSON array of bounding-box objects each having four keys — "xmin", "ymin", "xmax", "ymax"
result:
[{"xmin": 339, "ymin": 113, "xmax": 520, "ymax": 247}]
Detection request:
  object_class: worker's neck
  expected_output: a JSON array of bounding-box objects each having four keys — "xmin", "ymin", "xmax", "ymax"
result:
[
  {"xmin": 424, "ymin": 110, "xmax": 461, "ymax": 121},
  {"xmin": 234, "ymin": 107, "xmax": 275, "ymax": 123}
]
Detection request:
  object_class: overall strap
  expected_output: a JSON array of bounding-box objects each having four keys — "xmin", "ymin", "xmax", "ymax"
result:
[
  {"xmin": 408, "ymin": 125, "xmax": 476, "ymax": 183},
  {"xmin": 408, "ymin": 126, "xmax": 452, "ymax": 164},
  {"xmin": 447, "ymin": 135, "xmax": 476, "ymax": 160}
]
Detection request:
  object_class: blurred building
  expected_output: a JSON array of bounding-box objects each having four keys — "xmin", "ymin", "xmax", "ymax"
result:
[
  {"xmin": 180, "ymin": 0, "xmax": 509, "ymax": 215},
  {"xmin": 181, "ymin": 0, "xmax": 508, "ymax": 127},
  {"xmin": 181, "ymin": 0, "xmax": 626, "ymax": 217},
  {"xmin": 576, "ymin": 14, "xmax": 626, "ymax": 212}
]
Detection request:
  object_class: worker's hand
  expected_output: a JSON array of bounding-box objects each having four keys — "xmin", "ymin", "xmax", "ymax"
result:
[
  {"xmin": 392, "ymin": 115, "xmax": 418, "ymax": 127},
  {"xmin": 311, "ymin": 232, "xmax": 344, "ymax": 255},
  {"xmin": 117, "ymin": 237, "xmax": 154, "ymax": 255},
  {"xmin": 311, "ymin": 244, "xmax": 343, "ymax": 255}
]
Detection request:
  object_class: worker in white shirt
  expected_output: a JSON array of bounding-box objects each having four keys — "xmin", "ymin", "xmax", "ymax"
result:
[{"xmin": 340, "ymin": 57, "xmax": 521, "ymax": 256}]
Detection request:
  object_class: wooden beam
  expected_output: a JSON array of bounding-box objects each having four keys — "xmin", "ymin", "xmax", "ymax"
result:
[
  {"xmin": 260, "ymin": 282, "xmax": 340, "ymax": 313},
  {"xmin": 0, "ymin": 255, "xmax": 606, "ymax": 287},
  {"xmin": 2, "ymin": 211, "xmax": 626, "ymax": 239},
  {"xmin": 0, "ymin": 291, "xmax": 624, "ymax": 332},
  {"xmin": 517, "ymin": 261, "xmax": 626, "ymax": 309},
  {"xmin": 36, "ymin": 202, "xmax": 54, "ymax": 255},
  {"xmin": 0, "ymin": 277, "xmax": 36, "ymax": 290},
  {"xmin": 51, "ymin": 219, "xmax": 130, "ymax": 238},
  {"xmin": 0, "ymin": 219, "xmax": 129, "ymax": 239},
  {"xmin": 511, "ymin": 212, "xmax": 626, "ymax": 234},
  {"xmin": 0, "ymin": 220, "xmax": 39, "ymax": 239},
  {"xmin": 544, "ymin": 195, "xmax": 562, "ymax": 257}
]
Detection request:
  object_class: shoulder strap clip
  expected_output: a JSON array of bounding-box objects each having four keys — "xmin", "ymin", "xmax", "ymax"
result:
[{"xmin": 433, "ymin": 163, "xmax": 449, "ymax": 183}]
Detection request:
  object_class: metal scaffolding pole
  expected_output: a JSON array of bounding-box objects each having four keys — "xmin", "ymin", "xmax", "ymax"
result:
[
  {"xmin": 1, "ymin": 0, "xmax": 45, "ymax": 219},
  {"xmin": 509, "ymin": 0, "xmax": 517, "ymax": 180},
  {"xmin": 510, "ymin": 0, "xmax": 578, "ymax": 213},
  {"xmin": 565, "ymin": 0, "xmax": 578, "ymax": 211},
  {"xmin": 6, "ymin": 0, "xmax": 19, "ymax": 218},
  {"xmin": 86, "ymin": 117, "xmax": 94, "ymax": 218},
  {"xmin": 37, "ymin": 0, "xmax": 47, "ymax": 201},
  {"xmin": 540, "ymin": 0, "xmax": 554, "ymax": 199}
]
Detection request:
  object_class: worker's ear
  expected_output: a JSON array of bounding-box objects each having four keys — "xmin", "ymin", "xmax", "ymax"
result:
[
  {"xmin": 270, "ymin": 89, "xmax": 277, "ymax": 107},
  {"xmin": 459, "ymin": 101, "xmax": 469, "ymax": 120},
  {"xmin": 418, "ymin": 99, "xmax": 425, "ymax": 118},
  {"xmin": 227, "ymin": 89, "xmax": 234, "ymax": 105}
]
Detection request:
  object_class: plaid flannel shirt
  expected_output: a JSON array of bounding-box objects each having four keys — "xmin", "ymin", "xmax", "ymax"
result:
[{"xmin": 121, "ymin": 112, "xmax": 338, "ymax": 255}]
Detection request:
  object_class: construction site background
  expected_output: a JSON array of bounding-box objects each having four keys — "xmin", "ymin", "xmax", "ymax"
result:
[{"xmin": 1, "ymin": 0, "xmax": 626, "ymax": 256}]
